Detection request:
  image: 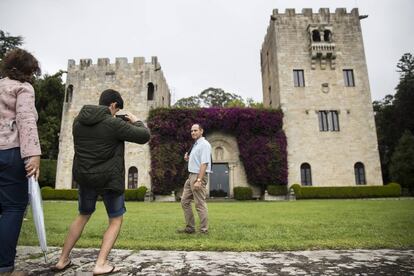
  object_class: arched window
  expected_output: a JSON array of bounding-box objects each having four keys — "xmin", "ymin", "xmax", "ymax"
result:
[
  {"xmin": 324, "ymin": 30, "xmax": 332, "ymax": 42},
  {"xmin": 65, "ymin": 85, "xmax": 73, "ymax": 103},
  {"xmin": 128, "ymin": 167, "xmax": 138, "ymax": 189},
  {"xmin": 312, "ymin": 30, "xmax": 321, "ymax": 42},
  {"xmin": 300, "ymin": 163, "xmax": 312, "ymax": 186},
  {"xmin": 354, "ymin": 162, "xmax": 366, "ymax": 185},
  {"xmin": 147, "ymin": 82, "xmax": 154, "ymax": 101}
]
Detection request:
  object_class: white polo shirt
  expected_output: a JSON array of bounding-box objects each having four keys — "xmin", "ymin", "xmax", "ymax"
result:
[{"xmin": 188, "ymin": 137, "xmax": 212, "ymax": 174}]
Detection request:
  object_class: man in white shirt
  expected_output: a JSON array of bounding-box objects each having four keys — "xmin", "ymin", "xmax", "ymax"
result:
[{"xmin": 178, "ymin": 123, "xmax": 212, "ymax": 234}]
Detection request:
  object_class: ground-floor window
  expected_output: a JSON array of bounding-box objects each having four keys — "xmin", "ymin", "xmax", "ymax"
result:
[
  {"xmin": 128, "ymin": 166, "xmax": 138, "ymax": 189},
  {"xmin": 354, "ymin": 162, "xmax": 366, "ymax": 185},
  {"xmin": 300, "ymin": 163, "xmax": 312, "ymax": 186}
]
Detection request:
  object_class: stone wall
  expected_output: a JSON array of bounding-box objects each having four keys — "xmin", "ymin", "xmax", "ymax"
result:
[{"xmin": 261, "ymin": 8, "xmax": 383, "ymax": 186}]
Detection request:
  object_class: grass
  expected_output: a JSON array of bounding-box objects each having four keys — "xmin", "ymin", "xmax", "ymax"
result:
[{"xmin": 19, "ymin": 199, "xmax": 414, "ymax": 251}]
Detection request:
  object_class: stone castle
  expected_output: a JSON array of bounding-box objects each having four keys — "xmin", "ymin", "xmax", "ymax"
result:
[
  {"xmin": 56, "ymin": 7, "xmax": 383, "ymax": 193},
  {"xmin": 55, "ymin": 57, "xmax": 170, "ymax": 190},
  {"xmin": 261, "ymin": 8, "xmax": 382, "ymax": 186}
]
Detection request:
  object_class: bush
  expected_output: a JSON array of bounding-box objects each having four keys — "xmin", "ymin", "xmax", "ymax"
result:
[
  {"xmin": 38, "ymin": 159, "xmax": 57, "ymax": 188},
  {"xmin": 124, "ymin": 186, "xmax": 148, "ymax": 201},
  {"xmin": 267, "ymin": 185, "xmax": 288, "ymax": 196},
  {"xmin": 41, "ymin": 186, "xmax": 78, "ymax": 200},
  {"xmin": 291, "ymin": 183, "xmax": 401, "ymax": 199},
  {"xmin": 233, "ymin": 187, "xmax": 253, "ymax": 200},
  {"xmin": 41, "ymin": 186, "xmax": 148, "ymax": 201}
]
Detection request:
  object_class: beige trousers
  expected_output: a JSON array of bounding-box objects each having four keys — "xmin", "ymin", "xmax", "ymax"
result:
[{"xmin": 180, "ymin": 173, "xmax": 208, "ymax": 232}]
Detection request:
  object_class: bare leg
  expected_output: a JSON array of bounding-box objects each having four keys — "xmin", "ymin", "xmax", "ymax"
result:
[
  {"xmin": 55, "ymin": 214, "xmax": 91, "ymax": 269},
  {"xmin": 92, "ymin": 216, "xmax": 123, "ymax": 274}
]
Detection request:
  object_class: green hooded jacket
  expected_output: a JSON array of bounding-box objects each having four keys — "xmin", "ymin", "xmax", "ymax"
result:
[{"xmin": 72, "ymin": 105, "xmax": 150, "ymax": 194}]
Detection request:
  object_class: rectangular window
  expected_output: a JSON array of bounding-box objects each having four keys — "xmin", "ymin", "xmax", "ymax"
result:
[
  {"xmin": 318, "ymin": 111, "xmax": 329, "ymax": 131},
  {"xmin": 343, "ymin": 69, "xmax": 355, "ymax": 87},
  {"xmin": 318, "ymin": 110, "xmax": 340, "ymax": 132},
  {"xmin": 293, "ymin": 70, "xmax": 305, "ymax": 87}
]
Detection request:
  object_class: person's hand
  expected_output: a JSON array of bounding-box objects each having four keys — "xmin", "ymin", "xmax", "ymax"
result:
[
  {"xmin": 193, "ymin": 180, "xmax": 202, "ymax": 190},
  {"xmin": 184, "ymin": 152, "xmax": 189, "ymax": 161},
  {"xmin": 125, "ymin": 112, "xmax": 138, "ymax": 123},
  {"xmin": 25, "ymin": 155, "xmax": 40, "ymax": 180}
]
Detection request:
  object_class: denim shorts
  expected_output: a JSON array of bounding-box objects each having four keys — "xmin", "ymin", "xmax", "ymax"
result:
[{"xmin": 78, "ymin": 185, "xmax": 126, "ymax": 218}]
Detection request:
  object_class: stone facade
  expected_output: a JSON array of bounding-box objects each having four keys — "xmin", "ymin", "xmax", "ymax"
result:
[
  {"xmin": 261, "ymin": 8, "xmax": 383, "ymax": 187},
  {"xmin": 55, "ymin": 57, "xmax": 170, "ymax": 189}
]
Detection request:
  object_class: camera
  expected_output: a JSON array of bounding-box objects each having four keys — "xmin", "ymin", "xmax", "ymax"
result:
[{"xmin": 115, "ymin": 114, "xmax": 129, "ymax": 121}]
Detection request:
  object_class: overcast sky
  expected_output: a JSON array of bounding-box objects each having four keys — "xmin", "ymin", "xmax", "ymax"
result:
[{"xmin": 1, "ymin": 0, "xmax": 413, "ymax": 103}]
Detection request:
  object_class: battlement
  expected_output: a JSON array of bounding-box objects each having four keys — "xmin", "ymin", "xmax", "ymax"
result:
[
  {"xmin": 68, "ymin": 56, "xmax": 160, "ymax": 70},
  {"xmin": 270, "ymin": 8, "xmax": 359, "ymax": 19}
]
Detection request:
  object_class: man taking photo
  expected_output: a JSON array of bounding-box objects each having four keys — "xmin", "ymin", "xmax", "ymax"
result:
[{"xmin": 53, "ymin": 89, "xmax": 150, "ymax": 275}]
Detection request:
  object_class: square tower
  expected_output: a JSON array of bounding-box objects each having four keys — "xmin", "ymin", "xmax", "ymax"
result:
[
  {"xmin": 261, "ymin": 8, "xmax": 382, "ymax": 186},
  {"xmin": 56, "ymin": 56, "xmax": 170, "ymax": 190}
]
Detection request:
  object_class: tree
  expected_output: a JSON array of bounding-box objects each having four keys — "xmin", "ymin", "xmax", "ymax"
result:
[
  {"xmin": 199, "ymin": 87, "xmax": 243, "ymax": 107},
  {"xmin": 33, "ymin": 71, "xmax": 65, "ymax": 159},
  {"xmin": 0, "ymin": 30, "xmax": 23, "ymax": 60},
  {"xmin": 226, "ymin": 98, "xmax": 246, "ymax": 107},
  {"xmin": 389, "ymin": 130, "xmax": 414, "ymax": 194},
  {"xmin": 173, "ymin": 95, "xmax": 201, "ymax": 108},
  {"xmin": 374, "ymin": 53, "xmax": 414, "ymax": 183},
  {"xmin": 397, "ymin": 53, "xmax": 414, "ymax": 80},
  {"xmin": 246, "ymin": 97, "xmax": 264, "ymax": 108}
]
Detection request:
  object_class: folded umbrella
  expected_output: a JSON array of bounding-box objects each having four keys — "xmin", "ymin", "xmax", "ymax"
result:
[{"xmin": 28, "ymin": 176, "xmax": 48, "ymax": 262}]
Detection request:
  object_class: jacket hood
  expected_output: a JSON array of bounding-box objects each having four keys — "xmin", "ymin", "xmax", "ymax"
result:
[{"xmin": 77, "ymin": 105, "xmax": 111, "ymax": 126}]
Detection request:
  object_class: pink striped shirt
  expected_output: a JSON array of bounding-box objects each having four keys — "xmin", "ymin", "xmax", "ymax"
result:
[{"xmin": 0, "ymin": 77, "xmax": 41, "ymax": 158}]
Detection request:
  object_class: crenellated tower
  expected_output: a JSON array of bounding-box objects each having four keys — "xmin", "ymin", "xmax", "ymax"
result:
[
  {"xmin": 56, "ymin": 56, "xmax": 170, "ymax": 189},
  {"xmin": 261, "ymin": 8, "xmax": 382, "ymax": 187}
]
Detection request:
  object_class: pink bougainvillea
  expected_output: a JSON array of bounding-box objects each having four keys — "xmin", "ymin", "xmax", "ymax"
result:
[{"xmin": 147, "ymin": 107, "xmax": 287, "ymax": 195}]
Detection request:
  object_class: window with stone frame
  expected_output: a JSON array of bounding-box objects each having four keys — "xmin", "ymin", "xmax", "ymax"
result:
[
  {"xmin": 300, "ymin": 163, "xmax": 312, "ymax": 186},
  {"xmin": 354, "ymin": 162, "xmax": 366, "ymax": 185},
  {"xmin": 293, "ymin": 70, "xmax": 305, "ymax": 87},
  {"xmin": 318, "ymin": 110, "xmax": 340, "ymax": 132},
  {"xmin": 128, "ymin": 167, "xmax": 138, "ymax": 189},
  {"xmin": 343, "ymin": 69, "xmax": 355, "ymax": 87}
]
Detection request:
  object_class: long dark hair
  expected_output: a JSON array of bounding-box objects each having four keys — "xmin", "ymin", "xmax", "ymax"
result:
[{"xmin": 0, "ymin": 48, "xmax": 41, "ymax": 83}]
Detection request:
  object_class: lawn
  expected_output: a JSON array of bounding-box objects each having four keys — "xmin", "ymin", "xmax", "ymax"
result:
[{"xmin": 19, "ymin": 199, "xmax": 414, "ymax": 251}]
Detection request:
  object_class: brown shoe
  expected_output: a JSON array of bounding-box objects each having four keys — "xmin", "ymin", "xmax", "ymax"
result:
[
  {"xmin": 200, "ymin": 230, "xmax": 209, "ymax": 234},
  {"xmin": 176, "ymin": 228, "xmax": 195, "ymax": 234}
]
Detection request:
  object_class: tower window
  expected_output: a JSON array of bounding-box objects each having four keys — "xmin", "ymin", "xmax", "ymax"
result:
[
  {"xmin": 354, "ymin": 162, "xmax": 366, "ymax": 185},
  {"xmin": 147, "ymin": 82, "xmax": 155, "ymax": 100},
  {"xmin": 293, "ymin": 70, "xmax": 305, "ymax": 87},
  {"xmin": 300, "ymin": 163, "xmax": 312, "ymax": 186},
  {"xmin": 268, "ymin": 86, "xmax": 272, "ymax": 106},
  {"xmin": 343, "ymin": 69, "xmax": 355, "ymax": 87},
  {"xmin": 312, "ymin": 30, "xmax": 321, "ymax": 42},
  {"xmin": 324, "ymin": 30, "xmax": 332, "ymax": 42},
  {"xmin": 318, "ymin": 111, "xmax": 340, "ymax": 131},
  {"xmin": 65, "ymin": 85, "xmax": 73, "ymax": 103}
]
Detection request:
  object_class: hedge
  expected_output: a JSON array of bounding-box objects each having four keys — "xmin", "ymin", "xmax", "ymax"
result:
[
  {"xmin": 233, "ymin": 187, "xmax": 253, "ymax": 200},
  {"xmin": 41, "ymin": 186, "xmax": 78, "ymax": 200},
  {"xmin": 148, "ymin": 107, "xmax": 287, "ymax": 195},
  {"xmin": 124, "ymin": 186, "xmax": 148, "ymax": 201},
  {"xmin": 290, "ymin": 183, "xmax": 401, "ymax": 199},
  {"xmin": 41, "ymin": 186, "xmax": 148, "ymax": 201},
  {"xmin": 39, "ymin": 159, "xmax": 57, "ymax": 188},
  {"xmin": 267, "ymin": 185, "xmax": 288, "ymax": 196}
]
